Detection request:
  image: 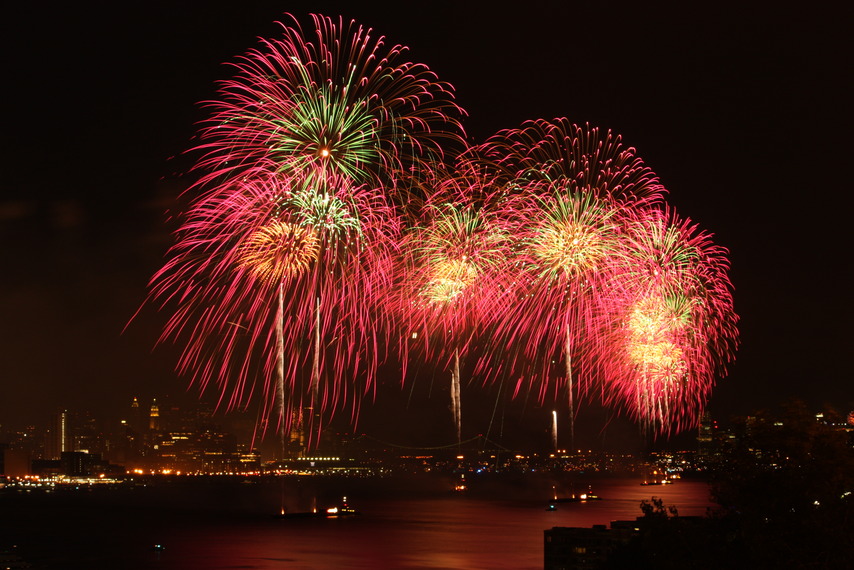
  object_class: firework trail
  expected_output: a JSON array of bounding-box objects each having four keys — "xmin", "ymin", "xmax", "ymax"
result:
[
  {"xmin": 471, "ymin": 118, "xmax": 665, "ymax": 203},
  {"xmin": 150, "ymin": 14, "xmax": 468, "ymax": 448},
  {"xmin": 146, "ymin": 13, "xmax": 739, "ymax": 445},
  {"xmin": 394, "ymin": 165, "xmax": 513, "ymax": 442},
  {"xmin": 149, "ymin": 170, "xmax": 399, "ymax": 446},
  {"xmin": 472, "ymin": 118, "xmax": 663, "ymax": 445},
  {"xmin": 600, "ymin": 207, "xmax": 738, "ymax": 433},
  {"xmin": 489, "ymin": 187, "xmax": 628, "ymax": 447},
  {"xmin": 192, "ymin": 13, "xmax": 466, "ymax": 189}
]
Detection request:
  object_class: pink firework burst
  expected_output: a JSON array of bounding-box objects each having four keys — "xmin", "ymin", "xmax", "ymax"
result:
[
  {"xmin": 149, "ymin": 169, "xmax": 399, "ymax": 446},
  {"xmin": 392, "ymin": 164, "xmax": 515, "ymax": 441},
  {"xmin": 471, "ymin": 117, "xmax": 666, "ymax": 203},
  {"xmin": 192, "ymin": 13, "xmax": 466, "ymax": 188},
  {"xmin": 599, "ymin": 206, "xmax": 739, "ymax": 434},
  {"xmin": 149, "ymin": 14, "xmax": 469, "ymax": 449},
  {"xmin": 487, "ymin": 186, "xmax": 627, "ymax": 401},
  {"xmin": 470, "ymin": 118, "xmax": 664, "ymax": 442}
]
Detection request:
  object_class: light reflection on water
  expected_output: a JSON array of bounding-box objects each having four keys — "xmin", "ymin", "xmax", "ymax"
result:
[
  {"xmin": 0, "ymin": 477, "xmax": 714, "ymax": 569},
  {"xmin": 147, "ymin": 478, "xmax": 714, "ymax": 570}
]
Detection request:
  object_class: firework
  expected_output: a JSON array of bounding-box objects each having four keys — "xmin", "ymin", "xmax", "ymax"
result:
[
  {"xmin": 600, "ymin": 207, "xmax": 739, "ymax": 433},
  {"xmin": 148, "ymin": 12, "xmax": 739, "ymax": 445},
  {"xmin": 395, "ymin": 166, "xmax": 513, "ymax": 442},
  {"xmin": 482, "ymin": 184, "xmax": 629, "ymax": 446},
  {"xmin": 467, "ymin": 116, "xmax": 666, "ymax": 441},
  {"xmin": 193, "ymin": 13, "xmax": 466, "ymax": 188},
  {"xmin": 237, "ymin": 221, "xmax": 320, "ymax": 283},
  {"xmin": 467, "ymin": 118, "xmax": 739, "ymax": 438},
  {"xmin": 468, "ymin": 117, "xmax": 663, "ymax": 420},
  {"xmin": 150, "ymin": 170, "xmax": 399, "ymax": 445},
  {"xmin": 472, "ymin": 117, "xmax": 665, "ymax": 203},
  {"xmin": 150, "ymin": 13, "xmax": 471, "ymax": 449}
]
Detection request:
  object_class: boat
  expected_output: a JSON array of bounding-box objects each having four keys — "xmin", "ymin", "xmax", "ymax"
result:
[
  {"xmin": 640, "ymin": 468, "xmax": 673, "ymax": 486},
  {"xmin": 453, "ymin": 474, "xmax": 467, "ymax": 492},
  {"xmin": 276, "ymin": 507, "xmax": 359, "ymax": 519},
  {"xmin": 549, "ymin": 492, "xmax": 602, "ymax": 503},
  {"xmin": 275, "ymin": 497, "xmax": 359, "ymax": 519},
  {"xmin": 548, "ymin": 485, "xmax": 602, "ymax": 504}
]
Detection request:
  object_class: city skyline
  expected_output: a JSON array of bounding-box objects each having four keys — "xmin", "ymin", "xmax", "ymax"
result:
[
  {"xmin": 2, "ymin": 3, "xmax": 851, "ymax": 446},
  {"xmin": 3, "ymin": 392, "xmax": 850, "ymax": 482}
]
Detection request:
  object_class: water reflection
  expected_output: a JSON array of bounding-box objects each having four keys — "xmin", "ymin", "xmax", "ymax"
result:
[
  {"xmin": 0, "ymin": 476, "xmax": 714, "ymax": 569},
  {"xmin": 148, "ymin": 478, "xmax": 713, "ymax": 570}
]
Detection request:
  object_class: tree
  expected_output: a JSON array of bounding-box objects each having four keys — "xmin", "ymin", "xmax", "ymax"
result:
[{"xmin": 710, "ymin": 400, "xmax": 854, "ymax": 567}]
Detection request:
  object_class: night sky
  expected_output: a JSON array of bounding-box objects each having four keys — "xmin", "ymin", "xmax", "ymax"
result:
[{"xmin": 3, "ymin": 2, "xmax": 851, "ymax": 448}]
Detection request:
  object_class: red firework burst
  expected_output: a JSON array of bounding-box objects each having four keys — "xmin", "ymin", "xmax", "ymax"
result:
[
  {"xmin": 470, "ymin": 117, "xmax": 666, "ymax": 204},
  {"xmin": 192, "ymin": 13, "xmax": 466, "ymax": 188},
  {"xmin": 145, "ymin": 13, "xmax": 740, "ymax": 446},
  {"xmin": 599, "ymin": 206, "xmax": 739, "ymax": 433},
  {"xmin": 149, "ymin": 169, "xmax": 400, "ymax": 445},
  {"xmin": 391, "ymin": 163, "xmax": 516, "ymax": 440},
  {"xmin": 469, "ymin": 118, "xmax": 665, "ymax": 442}
]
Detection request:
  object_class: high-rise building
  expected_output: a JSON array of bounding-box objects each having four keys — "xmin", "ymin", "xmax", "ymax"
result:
[
  {"xmin": 129, "ymin": 397, "xmax": 144, "ymax": 434},
  {"xmin": 149, "ymin": 399, "xmax": 161, "ymax": 432},
  {"xmin": 45, "ymin": 409, "xmax": 72, "ymax": 460},
  {"xmin": 72, "ymin": 411, "xmax": 105, "ymax": 455}
]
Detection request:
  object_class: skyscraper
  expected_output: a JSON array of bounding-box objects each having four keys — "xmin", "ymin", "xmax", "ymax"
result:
[
  {"xmin": 129, "ymin": 396, "xmax": 144, "ymax": 435},
  {"xmin": 45, "ymin": 409, "xmax": 72, "ymax": 460},
  {"xmin": 149, "ymin": 399, "xmax": 160, "ymax": 432}
]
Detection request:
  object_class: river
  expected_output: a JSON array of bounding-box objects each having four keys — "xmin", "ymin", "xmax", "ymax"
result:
[{"xmin": 0, "ymin": 474, "xmax": 715, "ymax": 569}]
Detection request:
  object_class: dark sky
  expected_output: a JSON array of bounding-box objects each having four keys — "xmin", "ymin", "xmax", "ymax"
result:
[{"xmin": 2, "ymin": 2, "xmax": 851, "ymax": 448}]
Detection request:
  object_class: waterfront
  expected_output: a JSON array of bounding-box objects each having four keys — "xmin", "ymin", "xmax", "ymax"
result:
[{"xmin": 1, "ymin": 475, "xmax": 714, "ymax": 569}]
